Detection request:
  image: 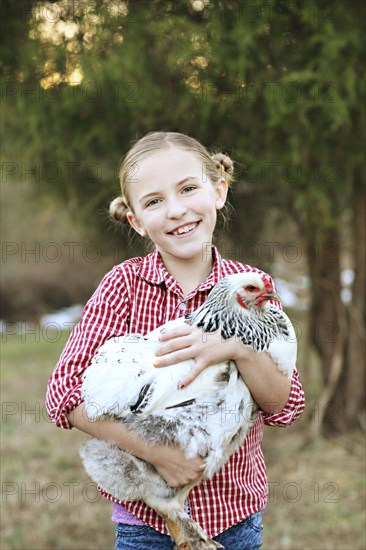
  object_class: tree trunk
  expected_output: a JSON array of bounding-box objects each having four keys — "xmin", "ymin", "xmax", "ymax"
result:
[
  {"xmin": 308, "ymin": 168, "xmax": 366, "ymax": 435},
  {"xmin": 331, "ymin": 168, "xmax": 366, "ymax": 431},
  {"xmin": 306, "ymin": 225, "xmax": 346, "ymax": 436},
  {"xmin": 307, "ymin": 226, "xmax": 343, "ymax": 382}
]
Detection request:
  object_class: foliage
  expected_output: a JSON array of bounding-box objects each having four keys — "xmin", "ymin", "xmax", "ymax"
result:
[
  {"xmin": 3, "ymin": 0, "xmax": 364, "ymax": 235},
  {"xmin": 2, "ymin": 1, "xmax": 364, "ymax": 229},
  {"xmin": 2, "ymin": 0, "xmax": 365, "ymax": 431}
]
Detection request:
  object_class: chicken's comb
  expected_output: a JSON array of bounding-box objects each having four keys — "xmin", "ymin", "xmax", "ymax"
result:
[{"xmin": 262, "ymin": 273, "xmax": 274, "ymax": 291}]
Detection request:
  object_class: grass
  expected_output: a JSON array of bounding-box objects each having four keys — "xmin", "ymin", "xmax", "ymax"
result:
[{"xmin": 1, "ymin": 331, "xmax": 365, "ymax": 550}]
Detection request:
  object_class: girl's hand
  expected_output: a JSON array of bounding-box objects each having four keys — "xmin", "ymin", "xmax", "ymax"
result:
[
  {"xmin": 148, "ymin": 444, "xmax": 205, "ymax": 488},
  {"xmin": 154, "ymin": 324, "xmax": 244, "ymax": 388},
  {"xmin": 153, "ymin": 324, "xmax": 292, "ymax": 414}
]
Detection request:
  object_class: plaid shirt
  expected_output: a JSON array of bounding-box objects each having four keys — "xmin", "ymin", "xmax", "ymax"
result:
[{"xmin": 46, "ymin": 245, "xmax": 305, "ymax": 538}]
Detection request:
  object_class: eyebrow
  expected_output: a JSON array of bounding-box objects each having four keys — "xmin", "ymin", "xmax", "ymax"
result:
[{"xmin": 139, "ymin": 176, "xmax": 199, "ymax": 204}]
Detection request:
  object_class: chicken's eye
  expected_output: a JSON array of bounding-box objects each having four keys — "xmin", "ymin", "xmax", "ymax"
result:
[{"xmin": 245, "ymin": 285, "xmax": 258, "ymax": 292}]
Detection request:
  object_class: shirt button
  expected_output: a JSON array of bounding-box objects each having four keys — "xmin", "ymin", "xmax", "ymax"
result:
[{"xmin": 179, "ymin": 302, "xmax": 187, "ymax": 311}]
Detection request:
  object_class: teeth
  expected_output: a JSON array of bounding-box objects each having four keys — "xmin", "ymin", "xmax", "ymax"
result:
[{"xmin": 173, "ymin": 223, "xmax": 196, "ymax": 235}]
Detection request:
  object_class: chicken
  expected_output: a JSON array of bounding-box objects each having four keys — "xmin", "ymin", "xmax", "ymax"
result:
[{"xmin": 80, "ymin": 272, "xmax": 297, "ymax": 550}]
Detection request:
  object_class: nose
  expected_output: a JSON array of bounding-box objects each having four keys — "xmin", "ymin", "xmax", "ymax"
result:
[{"xmin": 166, "ymin": 197, "xmax": 188, "ymax": 219}]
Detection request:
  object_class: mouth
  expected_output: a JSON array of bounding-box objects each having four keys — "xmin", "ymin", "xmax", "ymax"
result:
[{"xmin": 169, "ymin": 222, "xmax": 199, "ymax": 236}]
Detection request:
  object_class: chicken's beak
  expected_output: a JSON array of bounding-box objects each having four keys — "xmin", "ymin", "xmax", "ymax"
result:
[
  {"xmin": 265, "ymin": 291, "xmax": 281, "ymax": 302},
  {"xmin": 254, "ymin": 290, "xmax": 281, "ymax": 308}
]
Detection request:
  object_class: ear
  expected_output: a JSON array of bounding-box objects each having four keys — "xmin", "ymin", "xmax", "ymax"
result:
[
  {"xmin": 126, "ymin": 211, "xmax": 148, "ymax": 237},
  {"xmin": 215, "ymin": 178, "xmax": 228, "ymax": 210}
]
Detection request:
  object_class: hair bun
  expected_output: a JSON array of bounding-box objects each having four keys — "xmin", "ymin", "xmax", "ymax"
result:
[
  {"xmin": 109, "ymin": 196, "xmax": 130, "ymax": 224},
  {"xmin": 211, "ymin": 153, "xmax": 234, "ymax": 177}
]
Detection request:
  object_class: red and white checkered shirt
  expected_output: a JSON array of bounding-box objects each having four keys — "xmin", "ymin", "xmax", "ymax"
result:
[{"xmin": 46, "ymin": 245, "xmax": 305, "ymax": 538}]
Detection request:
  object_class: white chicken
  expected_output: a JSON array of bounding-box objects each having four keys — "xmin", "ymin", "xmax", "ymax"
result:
[{"xmin": 80, "ymin": 271, "xmax": 297, "ymax": 550}]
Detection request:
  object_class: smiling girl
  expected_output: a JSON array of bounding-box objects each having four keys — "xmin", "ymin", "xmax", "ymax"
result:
[{"xmin": 46, "ymin": 132, "xmax": 305, "ymax": 549}]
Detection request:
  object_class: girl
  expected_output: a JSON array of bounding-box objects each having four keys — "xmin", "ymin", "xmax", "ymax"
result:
[{"xmin": 46, "ymin": 132, "xmax": 305, "ymax": 550}]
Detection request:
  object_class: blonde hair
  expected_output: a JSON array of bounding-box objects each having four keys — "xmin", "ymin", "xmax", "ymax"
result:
[{"xmin": 109, "ymin": 132, "xmax": 234, "ymax": 225}]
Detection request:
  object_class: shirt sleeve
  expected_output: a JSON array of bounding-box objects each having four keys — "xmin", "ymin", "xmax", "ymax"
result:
[
  {"xmin": 45, "ymin": 266, "xmax": 130, "ymax": 429},
  {"xmin": 261, "ymin": 368, "xmax": 305, "ymax": 427}
]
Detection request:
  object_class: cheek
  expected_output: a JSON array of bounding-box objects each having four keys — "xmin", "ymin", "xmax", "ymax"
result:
[
  {"xmin": 192, "ymin": 194, "xmax": 217, "ymax": 217},
  {"xmin": 141, "ymin": 212, "xmax": 163, "ymax": 233}
]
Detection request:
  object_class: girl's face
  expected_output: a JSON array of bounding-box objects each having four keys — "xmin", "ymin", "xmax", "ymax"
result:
[{"xmin": 127, "ymin": 147, "xmax": 228, "ymax": 265}]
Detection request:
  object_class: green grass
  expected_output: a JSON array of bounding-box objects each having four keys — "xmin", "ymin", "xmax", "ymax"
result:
[
  {"xmin": 1, "ymin": 332, "xmax": 365, "ymax": 549},
  {"xmin": 1, "ymin": 332, "xmax": 115, "ymax": 550}
]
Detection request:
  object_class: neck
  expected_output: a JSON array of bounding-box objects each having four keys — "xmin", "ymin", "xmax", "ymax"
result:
[{"xmin": 161, "ymin": 252, "xmax": 213, "ymax": 297}]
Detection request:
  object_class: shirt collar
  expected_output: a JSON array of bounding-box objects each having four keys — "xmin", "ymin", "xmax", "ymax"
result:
[
  {"xmin": 138, "ymin": 249, "xmax": 166, "ymax": 285},
  {"xmin": 138, "ymin": 245, "xmax": 223, "ymax": 293}
]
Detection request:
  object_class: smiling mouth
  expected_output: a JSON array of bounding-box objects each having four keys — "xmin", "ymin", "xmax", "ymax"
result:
[{"xmin": 170, "ymin": 222, "xmax": 199, "ymax": 235}]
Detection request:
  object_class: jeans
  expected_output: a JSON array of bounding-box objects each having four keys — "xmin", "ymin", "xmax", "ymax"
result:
[{"xmin": 115, "ymin": 511, "xmax": 263, "ymax": 549}]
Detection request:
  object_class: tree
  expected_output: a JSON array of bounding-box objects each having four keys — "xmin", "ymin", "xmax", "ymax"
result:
[
  {"xmin": 2, "ymin": 0, "xmax": 365, "ymax": 432},
  {"xmin": 184, "ymin": 0, "xmax": 366, "ymax": 433}
]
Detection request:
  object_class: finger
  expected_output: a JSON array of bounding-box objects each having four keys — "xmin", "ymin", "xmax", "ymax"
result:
[
  {"xmin": 155, "ymin": 336, "xmax": 192, "ymax": 357},
  {"xmin": 158, "ymin": 325, "xmax": 193, "ymax": 342},
  {"xmin": 153, "ymin": 347, "xmax": 194, "ymax": 368},
  {"xmin": 178, "ymin": 360, "xmax": 207, "ymax": 388}
]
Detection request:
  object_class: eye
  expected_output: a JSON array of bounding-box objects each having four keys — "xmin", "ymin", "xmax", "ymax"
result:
[
  {"xmin": 181, "ymin": 185, "xmax": 196, "ymax": 193},
  {"xmin": 145, "ymin": 198, "xmax": 161, "ymax": 208},
  {"xmin": 245, "ymin": 285, "xmax": 258, "ymax": 292}
]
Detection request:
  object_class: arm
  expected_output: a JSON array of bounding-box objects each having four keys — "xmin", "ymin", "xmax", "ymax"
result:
[
  {"xmin": 234, "ymin": 347, "xmax": 291, "ymax": 413},
  {"xmin": 46, "ymin": 267, "xmax": 203, "ymax": 487},
  {"xmin": 234, "ymin": 348, "xmax": 305, "ymax": 424},
  {"xmin": 45, "ymin": 266, "xmax": 133, "ymax": 429},
  {"xmin": 261, "ymin": 368, "xmax": 305, "ymax": 426},
  {"xmin": 68, "ymin": 402, "xmax": 204, "ymax": 487},
  {"xmin": 154, "ymin": 325, "xmax": 297, "ymax": 414}
]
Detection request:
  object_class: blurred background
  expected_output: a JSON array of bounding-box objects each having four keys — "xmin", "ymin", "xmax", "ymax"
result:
[{"xmin": 1, "ymin": 1, "xmax": 365, "ymax": 549}]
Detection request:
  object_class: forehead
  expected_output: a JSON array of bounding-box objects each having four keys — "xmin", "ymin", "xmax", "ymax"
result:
[{"xmin": 135, "ymin": 148, "xmax": 206, "ymax": 186}]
